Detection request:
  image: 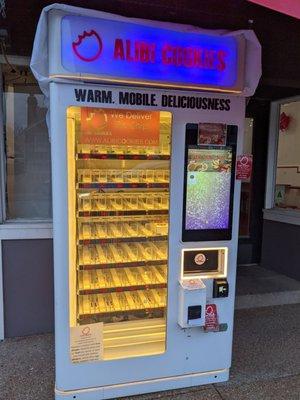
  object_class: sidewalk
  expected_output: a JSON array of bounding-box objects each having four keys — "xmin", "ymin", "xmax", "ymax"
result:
[
  {"xmin": 1, "ymin": 304, "xmax": 300, "ymax": 400},
  {"xmin": 235, "ymin": 265, "xmax": 300, "ymax": 309}
]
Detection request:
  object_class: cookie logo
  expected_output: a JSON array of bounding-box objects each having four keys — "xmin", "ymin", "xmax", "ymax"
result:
[
  {"xmin": 240, "ymin": 155, "xmax": 249, "ymax": 165},
  {"xmin": 72, "ymin": 30, "xmax": 102, "ymax": 62},
  {"xmin": 81, "ymin": 326, "xmax": 91, "ymax": 336},
  {"xmin": 194, "ymin": 253, "xmax": 206, "ymax": 265}
]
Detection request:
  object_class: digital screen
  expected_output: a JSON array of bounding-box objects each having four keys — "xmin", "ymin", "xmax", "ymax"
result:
[
  {"xmin": 183, "ymin": 250, "xmax": 219, "ymax": 274},
  {"xmin": 185, "ymin": 147, "xmax": 232, "ymax": 230}
]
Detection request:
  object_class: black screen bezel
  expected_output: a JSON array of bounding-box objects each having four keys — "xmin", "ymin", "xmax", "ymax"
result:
[{"xmin": 182, "ymin": 123, "xmax": 237, "ymax": 242}]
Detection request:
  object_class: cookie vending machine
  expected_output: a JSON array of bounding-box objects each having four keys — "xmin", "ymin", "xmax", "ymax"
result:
[{"xmin": 30, "ymin": 4, "xmax": 261, "ymax": 399}]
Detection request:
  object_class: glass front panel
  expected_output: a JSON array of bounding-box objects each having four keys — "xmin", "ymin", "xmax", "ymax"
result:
[
  {"xmin": 182, "ymin": 123, "xmax": 237, "ymax": 242},
  {"xmin": 185, "ymin": 147, "xmax": 233, "ymax": 230},
  {"xmin": 67, "ymin": 106, "xmax": 172, "ymax": 361},
  {"xmin": 275, "ymin": 101, "xmax": 300, "ymax": 209}
]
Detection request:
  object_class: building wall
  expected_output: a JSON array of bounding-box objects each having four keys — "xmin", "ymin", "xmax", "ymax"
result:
[
  {"xmin": 2, "ymin": 239, "xmax": 54, "ymax": 337},
  {"xmin": 4, "ymin": 0, "xmax": 300, "ymax": 89},
  {"xmin": 261, "ymin": 220, "xmax": 300, "ymax": 281}
]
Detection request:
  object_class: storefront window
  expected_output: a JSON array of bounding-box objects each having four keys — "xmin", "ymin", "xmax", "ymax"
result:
[
  {"xmin": 275, "ymin": 101, "xmax": 300, "ymax": 210},
  {"xmin": 2, "ymin": 64, "xmax": 51, "ymax": 220},
  {"xmin": 239, "ymin": 118, "xmax": 253, "ymax": 237}
]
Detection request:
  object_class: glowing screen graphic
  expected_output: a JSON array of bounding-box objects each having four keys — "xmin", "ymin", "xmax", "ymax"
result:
[
  {"xmin": 185, "ymin": 148, "xmax": 232, "ymax": 230},
  {"xmin": 61, "ymin": 15, "xmax": 239, "ymax": 89}
]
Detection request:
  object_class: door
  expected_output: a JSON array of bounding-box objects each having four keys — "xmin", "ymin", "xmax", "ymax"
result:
[
  {"xmin": 67, "ymin": 105, "xmax": 172, "ymax": 361},
  {"xmin": 237, "ymin": 99, "xmax": 270, "ymax": 265}
]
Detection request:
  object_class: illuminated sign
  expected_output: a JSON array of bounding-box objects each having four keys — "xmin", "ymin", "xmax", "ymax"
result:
[
  {"xmin": 72, "ymin": 30, "xmax": 102, "ymax": 62},
  {"xmin": 248, "ymin": 1, "xmax": 300, "ymax": 19},
  {"xmin": 61, "ymin": 15, "xmax": 240, "ymax": 91}
]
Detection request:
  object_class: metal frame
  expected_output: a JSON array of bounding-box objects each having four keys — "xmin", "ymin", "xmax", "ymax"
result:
[
  {"xmin": 264, "ymin": 96, "xmax": 300, "ymax": 224},
  {"xmin": 0, "ymin": 64, "xmax": 6, "ymax": 224},
  {"xmin": 0, "ymin": 63, "xmax": 5, "ymax": 339}
]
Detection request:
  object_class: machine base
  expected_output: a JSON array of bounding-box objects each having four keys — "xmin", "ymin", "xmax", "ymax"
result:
[{"xmin": 55, "ymin": 369, "xmax": 229, "ymax": 399}]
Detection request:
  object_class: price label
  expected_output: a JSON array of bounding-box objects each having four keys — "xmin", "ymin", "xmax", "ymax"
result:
[
  {"xmin": 236, "ymin": 154, "xmax": 253, "ymax": 181},
  {"xmin": 70, "ymin": 322, "xmax": 103, "ymax": 363}
]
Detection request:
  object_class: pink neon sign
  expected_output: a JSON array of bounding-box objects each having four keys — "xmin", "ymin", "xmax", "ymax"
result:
[
  {"xmin": 72, "ymin": 30, "xmax": 103, "ymax": 62},
  {"xmin": 248, "ymin": 0, "xmax": 300, "ymax": 19}
]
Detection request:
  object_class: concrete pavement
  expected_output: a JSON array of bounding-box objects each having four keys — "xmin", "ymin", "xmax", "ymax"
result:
[{"xmin": 1, "ymin": 304, "xmax": 300, "ymax": 400}]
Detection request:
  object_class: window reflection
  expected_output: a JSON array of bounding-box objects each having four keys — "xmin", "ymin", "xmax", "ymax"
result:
[
  {"xmin": 3, "ymin": 65, "xmax": 51, "ymax": 219},
  {"xmin": 275, "ymin": 101, "xmax": 300, "ymax": 210},
  {"xmin": 239, "ymin": 118, "xmax": 253, "ymax": 237}
]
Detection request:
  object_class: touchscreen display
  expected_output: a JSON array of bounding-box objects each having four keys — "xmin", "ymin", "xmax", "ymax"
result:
[{"xmin": 185, "ymin": 147, "xmax": 232, "ymax": 230}]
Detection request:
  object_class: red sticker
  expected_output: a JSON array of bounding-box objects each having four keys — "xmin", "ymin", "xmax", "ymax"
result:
[
  {"xmin": 204, "ymin": 304, "xmax": 219, "ymax": 332},
  {"xmin": 236, "ymin": 154, "xmax": 253, "ymax": 181}
]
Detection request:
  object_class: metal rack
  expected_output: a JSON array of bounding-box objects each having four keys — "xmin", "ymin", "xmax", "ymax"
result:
[{"xmin": 75, "ymin": 146, "xmax": 170, "ymax": 325}]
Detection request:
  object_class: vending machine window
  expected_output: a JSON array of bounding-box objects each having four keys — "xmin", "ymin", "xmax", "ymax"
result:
[
  {"xmin": 67, "ymin": 106, "xmax": 172, "ymax": 360},
  {"xmin": 182, "ymin": 123, "xmax": 237, "ymax": 242}
]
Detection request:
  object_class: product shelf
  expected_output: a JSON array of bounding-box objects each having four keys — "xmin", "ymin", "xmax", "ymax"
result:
[
  {"xmin": 78, "ymin": 235, "xmax": 168, "ymax": 245},
  {"xmin": 78, "ymin": 260, "xmax": 167, "ymax": 271},
  {"xmin": 78, "ymin": 192, "xmax": 169, "ymax": 213},
  {"xmin": 79, "ymin": 241, "xmax": 167, "ymax": 266},
  {"xmin": 78, "ymin": 182, "xmax": 169, "ymax": 189},
  {"xmin": 78, "ymin": 266, "xmax": 167, "ymax": 294},
  {"xmin": 79, "ymin": 308, "xmax": 166, "ymax": 325},
  {"xmin": 78, "ymin": 283, "xmax": 167, "ymax": 295},
  {"xmin": 78, "ymin": 217, "xmax": 168, "ymax": 243},
  {"xmin": 78, "ymin": 209, "xmax": 169, "ymax": 218},
  {"xmin": 77, "ymin": 168, "xmax": 169, "ymax": 186},
  {"xmin": 78, "ymin": 288, "xmax": 167, "ymax": 321},
  {"xmin": 77, "ymin": 153, "xmax": 170, "ymax": 161}
]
